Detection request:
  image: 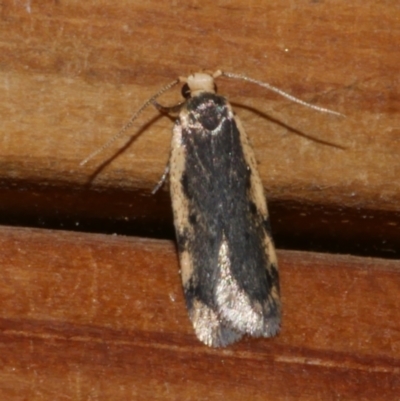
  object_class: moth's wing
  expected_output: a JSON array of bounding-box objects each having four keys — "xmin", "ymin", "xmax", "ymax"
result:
[
  {"xmin": 169, "ymin": 95, "xmax": 280, "ymax": 347},
  {"xmin": 169, "ymin": 118, "xmax": 243, "ymax": 347},
  {"xmin": 217, "ymin": 113, "xmax": 281, "ymax": 338}
]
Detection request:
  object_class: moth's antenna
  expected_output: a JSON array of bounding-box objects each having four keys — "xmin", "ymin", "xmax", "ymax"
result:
[
  {"xmin": 220, "ymin": 71, "xmax": 344, "ymax": 117},
  {"xmin": 80, "ymin": 78, "xmax": 180, "ymax": 166}
]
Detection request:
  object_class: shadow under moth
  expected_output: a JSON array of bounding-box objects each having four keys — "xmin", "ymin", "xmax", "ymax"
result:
[{"xmin": 82, "ymin": 70, "xmax": 340, "ymax": 347}]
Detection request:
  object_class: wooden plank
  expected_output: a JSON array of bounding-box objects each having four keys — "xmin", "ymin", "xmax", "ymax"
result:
[
  {"xmin": 0, "ymin": 226, "xmax": 400, "ymax": 400},
  {"xmin": 0, "ymin": 0, "xmax": 397, "ymax": 207},
  {"xmin": 0, "ymin": 0, "xmax": 399, "ymax": 257},
  {"xmin": 0, "ymin": 1, "xmax": 399, "ymax": 398}
]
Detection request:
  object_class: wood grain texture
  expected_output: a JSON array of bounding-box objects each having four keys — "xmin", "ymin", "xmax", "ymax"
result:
[
  {"xmin": 2, "ymin": 0, "xmax": 398, "ymax": 205},
  {"xmin": 0, "ymin": 1, "xmax": 400, "ymax": 399},
  {"xmin": 2, "ymin": 1, "xmax": 399, "ymax": 194},
  {"xmin": 1, "ymin": 226, "xmax": 400, "ymax": 400}
]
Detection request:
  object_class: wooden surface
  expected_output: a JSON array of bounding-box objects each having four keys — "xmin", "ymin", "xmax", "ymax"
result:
[
  {"xmin": 0, "ymin": 0, "xmax": 399, "ymax": 256},
  {"xmin": 1, "ymin": 226, "xmax": 400, "ymax": 401},
  {"xmin": 0, "ymin": 0, "xmax": 400, "ymax": 399}
]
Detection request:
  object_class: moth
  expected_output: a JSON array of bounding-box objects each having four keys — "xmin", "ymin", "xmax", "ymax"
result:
[{"xmin": 82, "ymin": 70, "xmax": 340, "ymax": 347}]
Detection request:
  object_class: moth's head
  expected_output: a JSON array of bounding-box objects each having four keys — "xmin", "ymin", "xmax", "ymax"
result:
[{"xmin": 180, "ymin": 71, "xmax": 221, "ymax": 99}]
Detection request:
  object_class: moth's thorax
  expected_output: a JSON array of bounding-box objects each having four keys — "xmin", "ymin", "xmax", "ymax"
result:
[{"xmin": 183, "ymin": 93, "xmax": 231, "ymax": 132}]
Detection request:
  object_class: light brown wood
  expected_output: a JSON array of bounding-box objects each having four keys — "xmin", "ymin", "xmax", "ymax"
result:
[
  {"xmin": 0, "ymin": 1, "xmax": 399, "ymax": 205},
  {"xmin": 1, "ymin": 0, "xmax": 399, "ymax": 257},
  {"xmin": 0, "ymin": 1, "xmax": 399, "ymax": 399},
  {"xmin": 1, "ymin": 226, "xmax": 400, "ymax": 400}
]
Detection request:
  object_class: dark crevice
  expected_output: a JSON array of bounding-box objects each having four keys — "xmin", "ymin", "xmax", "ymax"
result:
[{"xmin": 0, "ymin": 181, "xmax": 399, "ymax": 260}]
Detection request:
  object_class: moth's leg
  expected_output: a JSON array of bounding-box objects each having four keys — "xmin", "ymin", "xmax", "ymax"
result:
[
  {"xmin": 152, "ymin": 101, "xmax": 184, "ymax": 115},
  {"xmin": 152, "ymin": 163, "xmax": 170, "ymax": 194}
]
